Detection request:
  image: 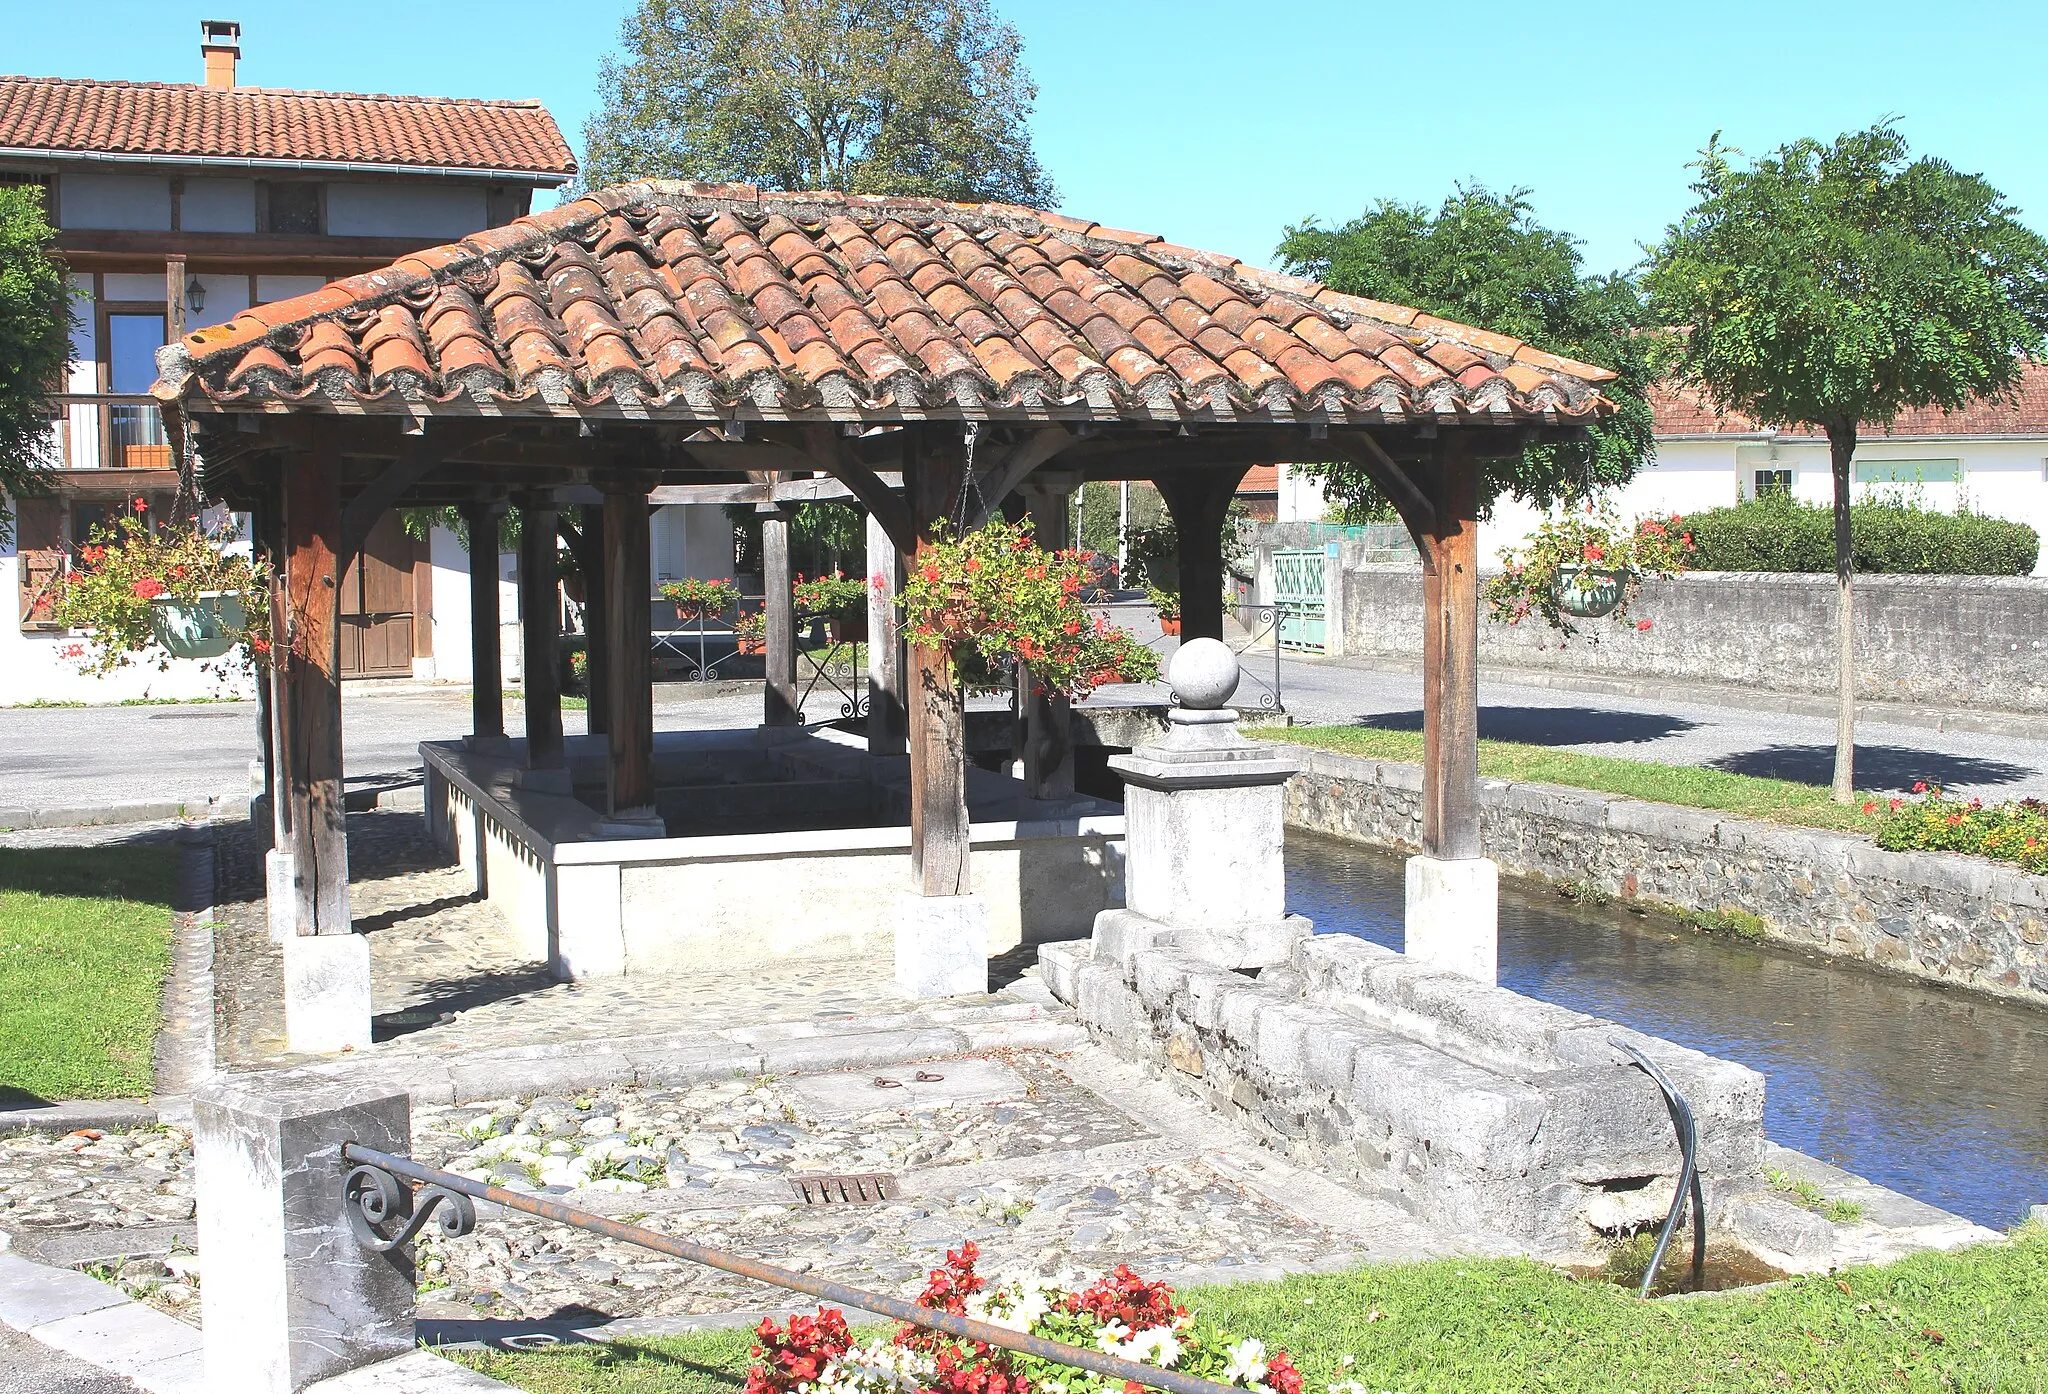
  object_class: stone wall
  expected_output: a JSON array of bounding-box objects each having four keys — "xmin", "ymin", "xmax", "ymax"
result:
[
  {"xmin": 1284, "ymin": 747, "xmax": 2048, "ymax": 1006},
  {"xmin": 1336, "ymin": 568, "xmax": 2048, "ymax": 713}
]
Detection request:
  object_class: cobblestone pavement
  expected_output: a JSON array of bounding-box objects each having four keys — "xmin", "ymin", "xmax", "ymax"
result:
[{"xmin": 0, "ymin": 1051, "xmax": 1449, "ymax": 1331}]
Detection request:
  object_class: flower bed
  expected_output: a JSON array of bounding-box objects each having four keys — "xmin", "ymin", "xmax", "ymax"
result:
[
  {"xmin": 898, "ymin": 518, "xmax": 1157, "ymax": 697},
  {"xmin": 1867, "ymin": 785, "xmax": 2048, "ymax": 875},
  {"xmin": 748, "ymin": 1243, "xmax": 1303, "ymax": 1394}
]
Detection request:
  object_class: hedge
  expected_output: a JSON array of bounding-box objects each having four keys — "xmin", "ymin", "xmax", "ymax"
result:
[{"xmin": 1681, "ymin": 494, "xmax": 2039, "ymax": 575}]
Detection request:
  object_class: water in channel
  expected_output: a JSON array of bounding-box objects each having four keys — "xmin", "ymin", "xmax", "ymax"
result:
[{"xmin": 1285, "ymin": 827, "xmax": 2048, "ymax": 1231}]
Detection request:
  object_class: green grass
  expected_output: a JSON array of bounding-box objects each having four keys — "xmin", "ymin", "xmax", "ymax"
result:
[
  {"xmin": 1263, "ymin": 724, "xmax": 1885, "ymax": 834},
  {"xmin": 448, "ymin": 1230, "xmax": 2048, "ymax": 1393},
  {"xmin": 0, "ymin": 844, "xmax": 175, "ymax": 1102}
]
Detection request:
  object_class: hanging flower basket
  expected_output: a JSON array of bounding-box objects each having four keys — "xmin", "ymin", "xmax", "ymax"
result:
[
  {"xmin": 659, "ymin": 577, "xmax": 740, "ymax": 623},
  {"xmin": 1552, "ymin": 566, "xmax": 1631, "ymax": 620},
  {"xmin": 150, "ymin": 591, "xmax": 248, "ymax": 660}
]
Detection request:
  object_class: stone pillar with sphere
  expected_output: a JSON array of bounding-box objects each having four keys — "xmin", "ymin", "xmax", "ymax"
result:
[{"xmin": 1094, "ymin": 638, "xmax": 1312, "ymax": 969}]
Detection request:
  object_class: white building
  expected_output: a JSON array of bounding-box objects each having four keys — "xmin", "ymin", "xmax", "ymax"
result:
[
  {"xmin": 0, "ymin": 21, "xmax": 578, "ymax": 704},
  {"xmin": 1484, "ymin": 370, "xmax": 2048, "ymax": 574}
]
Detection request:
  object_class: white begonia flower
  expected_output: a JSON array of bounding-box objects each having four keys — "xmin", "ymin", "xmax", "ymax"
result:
[
  {"xmin": 1124, "ymin": 1327, "xmax": 1182, "ymax": 1368},
  {"xmin": 1095, "ymin": 1319, "xmax": 1132, "ymax": 1355},
  {"xmin": 1221, "ymin": 1338, "xmax": 1269, "ymax": 1387}
]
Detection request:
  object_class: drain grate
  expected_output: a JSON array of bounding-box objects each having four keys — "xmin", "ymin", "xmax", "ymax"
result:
[{"xmin": 789, "ymin": 1173, "xmax": 899, "ymax": 1207}]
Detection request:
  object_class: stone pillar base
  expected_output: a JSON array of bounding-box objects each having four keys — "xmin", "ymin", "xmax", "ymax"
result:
[
  {"xmin": 283, "ymin": 933, "xmax": 373, "ymax": 1053},
  {"xmin": 265, "ymin": 848, "xmax": 295, "ymax": 944},
  {"xmin": 594, "ymin": 810, "xmax": 667, "ymax": 839},
  {"xmin": 894, "ymin": 893, "xmax": 989, "ymax": 998},
  {"xmin": 1092, "ymin": 906, "xmax": 1311, "ymax": 971},
  {"xmin": 1405, "ymin": 854, "xmax": 1499, "ymax": 984},
  {"xmin": 195, "ymin": 1075, "xmax": 413, "ymax": 1392}
]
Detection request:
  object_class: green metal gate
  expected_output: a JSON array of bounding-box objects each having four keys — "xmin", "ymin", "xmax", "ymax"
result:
[{"xmin": 1271, "ymin": 547, "xmax": 1328, "ymax": 653}]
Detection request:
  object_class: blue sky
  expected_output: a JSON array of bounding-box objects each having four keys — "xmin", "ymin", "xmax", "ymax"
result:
[{"xmin": 11, "ymin": 1, "xmax": 2046, "ymax": 277}]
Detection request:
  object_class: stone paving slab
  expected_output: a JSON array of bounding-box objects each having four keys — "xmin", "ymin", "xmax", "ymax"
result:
[
  {"xmin": 785, "ymin": 1058, "xmax": 1028, "ymax": 1119},
  {"xmin": 304, "ymin": 1349, "xmax": 519, "ymax": 1393}
]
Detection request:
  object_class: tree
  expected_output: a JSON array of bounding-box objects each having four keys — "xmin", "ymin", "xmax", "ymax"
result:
[
  {"xmin": 0, "ymin": 183, "xmax": 71, "ymax": 542},
  {"xmin": 1646, "ymin": 125, "xmax": 2048, "ymax": 801},
  {"xmin": 1275, "ymin": 185, "xmax": 1653, "ymax": 516},
  {"xmin": 584, "ymin": 0, "xmax": 1054, "ymax": 206}
]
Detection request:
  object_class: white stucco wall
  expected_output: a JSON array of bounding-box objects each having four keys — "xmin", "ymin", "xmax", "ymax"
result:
[
  {"xmin": 58, "ymin": 173, "xmax": 171, "ymax": 230},
  {"xmin": 650, "ymin": 504, "xmax": 733, "ymax": 584},
  {"xmin": 325, "ymin": 183, "xmax": 489, "ymax": 239}
]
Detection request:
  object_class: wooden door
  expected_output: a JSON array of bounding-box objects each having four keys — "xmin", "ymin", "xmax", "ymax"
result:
[{"xmin": 339, "ymin": 511, "xmax": 415, "ymax": 678}]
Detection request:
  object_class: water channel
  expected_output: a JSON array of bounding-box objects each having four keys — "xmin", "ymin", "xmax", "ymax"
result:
[{"xmin": 1284, "ymin": 828, "xmax": 2048, "ymax": 1230}]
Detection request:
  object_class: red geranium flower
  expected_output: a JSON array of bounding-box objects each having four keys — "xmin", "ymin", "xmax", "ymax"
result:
[{"xmin": 131, "ymin": 577, "xmax": 167, "ymax": 600}]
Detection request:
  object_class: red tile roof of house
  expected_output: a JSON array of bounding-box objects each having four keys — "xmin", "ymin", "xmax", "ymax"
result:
[
  {"xmin": 1653, "ymin": 363, "xmax": 2048, "ymax": 438},
  {"xmin": 0, "ymin": 75, "xmax": 575, "ymax": 178},
  {"xmin": 157, "ymin": 182, "xmax": 1619, "ymax": 425},
  {"xmin": 1238, "ymin": 465, "xmax": 1281, "ymax": 493}
]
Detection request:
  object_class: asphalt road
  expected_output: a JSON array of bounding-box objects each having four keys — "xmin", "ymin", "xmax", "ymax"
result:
[
  {"xmin": 3, "ymin": 659, "xmax": 2044, "ymax": 814},
  {"xmin": 0, "ymin": 1323, "xmax": 138, "ymax": 1394}
]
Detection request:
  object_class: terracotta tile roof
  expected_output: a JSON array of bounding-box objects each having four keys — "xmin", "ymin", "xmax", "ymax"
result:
[
  {"xmin": 0, "ymin": 75, "xmax": 575, "ymax": 177},
  {"xmin": 158, "ymin": 182, "xmax": 1619, "ymax": 424},
  {"xmin": 1238, "ymin": 464, "xmax": 1281, "ymax": 492},
  {"xmin": 1653, "ymin": 364, "xmax": 2048, "ymax": 438}
]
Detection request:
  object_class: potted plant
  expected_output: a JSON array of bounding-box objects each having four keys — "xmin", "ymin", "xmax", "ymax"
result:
[
  {"xmin": 792, "ymin": 571, "xmax": 869, "ymax": 643},
  {"xmin": 1484, "ymin": 499, "xmax": 1694, "ymax": 636},
  {"xmin": 898, "ymin": 516, "xmax": 1158, "ymax": 697},
  {"xmin": 55, "ymin": 499, "xmax": 272, "ymax": 676},
  {"xmin": 1146, "ymin": 584, "xmax": 1183, "ymax": 636},
  {"xmin": 733, "ymin": 608, "xmax": 767, "ymax": 655},
  {"xmin": 658, "ymin": 576, "xmax": 740, "ymax": 622}
]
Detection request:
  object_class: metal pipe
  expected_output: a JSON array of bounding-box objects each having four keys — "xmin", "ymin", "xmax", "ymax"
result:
[
  {"xmin": 340, "ymin": 1144, "xmax": 1246, "ymax": 1394},
  {"xmin": 1610, "ymin": 1039, "xmax": 1707, "ymax": 1297}
]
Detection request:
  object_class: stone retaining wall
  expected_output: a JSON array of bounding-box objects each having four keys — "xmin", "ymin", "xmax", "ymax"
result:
[
  {"xmin": 1334, "ymin": 568, "xmax": 2048, "ymax": 713},
  {"xmin": 1283, "ymin": 747, "xmax": 2048, "ymax": 1007}
]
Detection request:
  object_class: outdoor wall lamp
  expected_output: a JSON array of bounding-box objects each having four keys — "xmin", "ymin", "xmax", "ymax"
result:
[{"xmin": 186, "ymin": 277, "xmax": 206, "ymax": 316}]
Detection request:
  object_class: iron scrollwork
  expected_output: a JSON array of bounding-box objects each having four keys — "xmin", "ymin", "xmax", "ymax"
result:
[{"xmin": 343, "ymin": 1162, "xmax": 477, "ymax": 1253}]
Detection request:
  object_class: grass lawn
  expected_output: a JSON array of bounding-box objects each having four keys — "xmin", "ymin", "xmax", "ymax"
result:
[
  {"xmin": 447, "ymin": 1227, "xmax": 2048, "ymax": 1393},
  {"xmin": 1263, "ymin": 724, "xmax": 1886, "ymax": 835},
  {"xmin": 0, "ymin": 843, "xmax": 175, "ymax": 1102}
]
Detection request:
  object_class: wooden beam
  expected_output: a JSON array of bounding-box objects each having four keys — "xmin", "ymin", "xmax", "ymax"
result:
[
  {"xmin": 459, "ymin": 501, "xmax": 506, "ymax": 740},
  {"xmin": 968, "ymin": 427, "xmax": 1074, "ymax": 526},
  {"xmin": 563, "ymin": 506, "xmax": 610, "ymax": 737},
  {"xmin": 339, "ymin": 433, "xmax": 441, "ymax": 562},
  {"xmin": 282, "ymin": 425, "xmax": 350, "ymax": 935},
  {"xmin": 905, "ymin": 427, "xmax": 970, "ymax": 896},
  {"xmin": 791, "ymin": 425, "xmax": 915, "ymax": 550},
  {"xmin": 761, "ymin": 507, "xmax": 800, "ymax": 728},
  {"xmin": 1156, "ymin": 466, "xmax": 1250, "ymax": 642},
  {"xmin": 601, "ymin": 481, "xmax": 655, "ymax": 817},
  {"xmin": 1338, "ymin": 432, "xmax": 1437, "ymax": 545},
  {"xmin": 518, "ymin": 495, "xmax": 564, "ymax": 772},
  {"xmin": 1419, "ymin": 432, "xmax": 1482, "ymax": 861}
]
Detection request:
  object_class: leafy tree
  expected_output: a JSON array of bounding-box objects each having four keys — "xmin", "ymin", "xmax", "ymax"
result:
[
  {"xmin": 584, "ymin": 0, "xmax": 1054, "ymax": 206},
  {"xmin": 0, "ymin": 183, "xmax": 72, "ymax": 542},
  {"xmin": 1646, "ymin": 125, "xmax": 2048, "ymax": 800},
  {"xmin": 1275, "ymin": 185, "xmax": 1653, "ymax": 516}
]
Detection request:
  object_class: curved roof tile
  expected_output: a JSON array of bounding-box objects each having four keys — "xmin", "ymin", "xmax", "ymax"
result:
[{"xmin": 157, "ymin": 182, "xmax": 1618, "ymax": 425}]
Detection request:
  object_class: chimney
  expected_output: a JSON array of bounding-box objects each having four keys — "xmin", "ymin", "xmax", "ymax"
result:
[{"xmin": 200, "ymin": 19, "xmax": 240, "ymax": 88}]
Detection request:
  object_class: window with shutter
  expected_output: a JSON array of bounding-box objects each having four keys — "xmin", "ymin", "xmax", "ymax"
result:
[{"xmin": 16, "ymin": 498, "xmax": 66, "ymax": 630}]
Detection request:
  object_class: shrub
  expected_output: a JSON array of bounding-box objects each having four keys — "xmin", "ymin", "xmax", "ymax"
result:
[
  {"xmin": 1866, "ymin": 785, "xmax": 2048, "ymax": 874},
  {"xmin": 1681, "ymin": 493, "xmax": 2038, "ymax": 574}
]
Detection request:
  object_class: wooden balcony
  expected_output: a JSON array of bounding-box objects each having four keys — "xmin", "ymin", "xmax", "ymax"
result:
[{"xmin": 48, "ymin": 394, "xmax": 177, "ymax": 473}]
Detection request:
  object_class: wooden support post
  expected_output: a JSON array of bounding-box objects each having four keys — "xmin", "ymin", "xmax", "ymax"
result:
[
  {"xmin": 573, "ymin": 504, "xmax": 609, "ymax": 737},
  {"xmin": 865, "ymin": 511, "xmax": 906, "ymax": 756},
  {"xmin": 761, "ymin": 508, "xmax": 800, "ymax": 727},
  {"xmin": 1419, "ymin": 433, "xmax": 1482, "ymax": 861},
  {"xmin": 282, "ymin": 428, "xmax": 349, "ymax": 935},
  {"xmin": 248, "ymin": 492, "xmax": 279, "ymax": 849},
  {"xmin": 1021, "ymin": 481, "xmax": 1076, "ymax": 799},
  {"xmin": 1157, "ymin": 467, "xmax": 1248, "ymax": 642},
  {"xmin": 460, "ymin": 501, "xmax": 505, "ymax": 741},
  {"xmin": 518, "ymin": 495, "xmax": 564, "ymax": 773},
  {"xmin": 602, "ymin": 481, "xmax": 655, "ymax": 818},
  {"xmin": 905, "ymin": 429, "xmax": 971, "ymax": 896}
]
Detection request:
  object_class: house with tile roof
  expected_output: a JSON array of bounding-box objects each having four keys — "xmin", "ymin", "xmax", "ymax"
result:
[
  {"xmin": 2, "ymin": 19, "xmax": 575, "ymax": 703},
  {"xmin": 1480, "ymin": 367, "xmax": 2048, "ymax": 574}
]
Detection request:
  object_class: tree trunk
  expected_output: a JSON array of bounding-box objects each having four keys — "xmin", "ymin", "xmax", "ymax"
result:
[{"xmin": 1829, "ymin": 424, "xmax": 1859, "ymax": 803}]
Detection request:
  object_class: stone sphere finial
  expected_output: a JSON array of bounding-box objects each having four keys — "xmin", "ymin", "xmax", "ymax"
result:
[{"xmin": 1168, "ymin": 638, "xmax": 1240, "ymax": 710}]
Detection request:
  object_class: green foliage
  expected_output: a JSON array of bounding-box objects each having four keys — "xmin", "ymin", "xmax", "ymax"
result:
[
  {"xmin": 1869, "ymin": 786, "xmax": 2048, "ymax": 875},
  {"xmin": 1144, "ymin": 585, "xmax": 1180, "ymax": 620},
  {"xmin": 1682, "ymin": 490, "xmax": 2039, "ymax": 574},
  {"xmin": 398, "ymin": 505, "xmax": 520, "ymax": 555},
  {"xmin": 584, "ymin": 0, "xmax": 1054, "ymax": 205},
  {"xmin": 790, "ymin": 570, "xmax": 867, "ymax": 620},
  {"xmin": 1646, "ymin": 124, "xmax": 2048, "ymax": 441},
  {"xmin": 0, "ymin": 844, "xmax": 174, "ymax": 1101},
  {"xmin": 1277, "ymin": 185, "xmax": 1654, "ymax": 512},
  {"xmin": 0, "ymin": 183, "xmax": 72, "ymax": 539},
  {"xmin": 1119, "ymin": 496, "xmax": 1252, "ymax": 592},
  {"xmin": 1766, "ymin": 1167, "xmax": 1867, "ymax": 1224},
  {"xmin": 1682, "ymin": 906, "xmax": 1772, "ymax": 942}
]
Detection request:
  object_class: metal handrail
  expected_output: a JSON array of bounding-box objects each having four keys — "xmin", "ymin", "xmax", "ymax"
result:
[
  {"xmin": 1611, "ymin": 1039, "xmax": 1707, "ymax": 1297},
  {"xmin": 340, "ymin": 1143, "xmax": 1246, "ymax": 1394}
]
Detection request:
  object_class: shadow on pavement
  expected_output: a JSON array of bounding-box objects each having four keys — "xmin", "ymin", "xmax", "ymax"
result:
[
  {"xmin": 1355, "ymin": 705, "xmax": 1701, "ymax": 746},
  {"xmin": 1708, "ymin": 744, "xmax": 2034, "ymax": 792},
  {"xmin": 371, "ymin": 965, "xmax": 559, "ymax": 1042}
]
